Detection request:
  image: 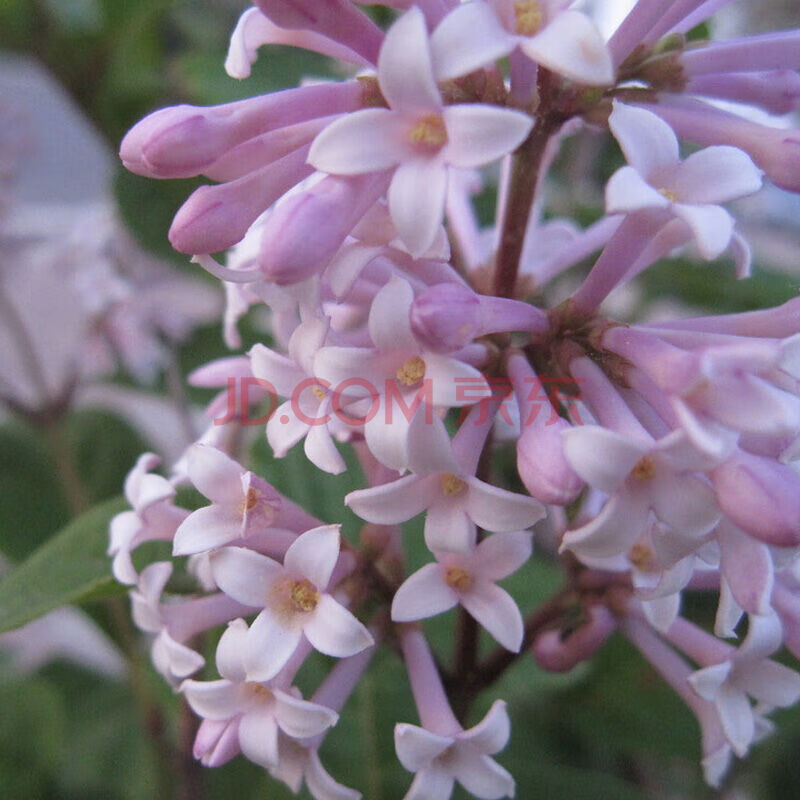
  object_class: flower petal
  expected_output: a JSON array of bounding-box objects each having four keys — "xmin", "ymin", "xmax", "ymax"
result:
[
  {"xmin": 308, "ymin": 109, "xmax": 406, "ymax": 174},
  {"xmin": 303, "ymin": 595, "xmax": 374, "ymax": 657},
  {"xmin": 378, "ymin": 7, "xmax": 442, "ymax": 112},
  {"xmin": 423, "ymin": 353, "xmax": 490, "ymax": 407},
  {"xmin": 672, "ymin": 203, "xmax": 734, "ymax": 260},
  {"xmin": 405, "ymin": 767, "xmax": 455, "ymax": 800},
  {"xmin": 388, "ymin": 159, "xmax": 448, "ymax": 258},
  {"xmin": 368, "ymin": 276, "xmax": 417, "ymax": 355},
  {"xmin": 562, "ymin": 426, "xmax": 648, "ymax": 492},
  {"xmin": 283, "ymin": 525, "xmax": 341, "ymax": 590},
  {"xmin": 666, "ymin": 146, "xmax": 762, "ymax": 205},
  {"xmin": 473, "ymin": 531, "xmax": 533, "ymax": 582},
  {"xmin": 305, "ymin": 421, "xmax": 347, "ymax": 475},
  {"xmin": 391, "ymin": 563, "xmax": 459, "ymax": 621},
  {"xmin": 521, "ymin": 10, "xmax": 613, "ymax": 86},
  {"xmin": 305, "ymin": 750, "xmax": 362, "ymax": 800},
  {"xmin": 442, "ymin": 105, "xmax": 532, "ymax": 169},
  {"xmin": 216, "ymin": 618, "xmax": 249, "ymax": 682},
  {"xmin": 608, "ymin": 102, "xmax": 680, "ymax": 176},
  {"xmin": 447, "ymin": 749, "xmax": 515, "ymax": 799},
  {"xmin": 465, "ymin": 479, "xmax": 544, "ymax": 532},
  {"xmin": 395, "ymin": 723, "xmax": 453, "ymax": 771},
  {"xmin": 210, "ymin": 547, "xmax": 283, "ymax": 608},
  {"xmin": 273, "ymin": 688, "xmax": 338, "ymax": 738},
  {"xmin": 425, "ymin": 500, "xmax": 476, "ymax": 553},
  {"xmin": 346, "ymin": 475, "xmax": 434, "ymax": 524},
  {"xmin": 245, "ymin": 610, "xmax": 303, "ymax": 682},
  {"xmin": 187, "ymin": 444, "xmax": 243, "ymax": 504},
  {"xmin": 460, "ymin": 699, "xmax": 510, "ymax": 754},
  {"xmin": 238, "ymin": 708, "xmax": 280, "ymax": 767},
  {"xmin": 181, "ymin": 679, "xmax": 242, "ymax": 720},
  {"xmin": 173, "ymin": 505, "xmax": 241, "ymax": 556},
  {"xmin": 650, "ymin": 473, "xmax": 720, "ymax": 535},
  {"xmin": 461, "ymin": 582, "xmax": 524, "ymax": 652},
  {"xmin": 605, "ymin": 165, "xmax": 671, "ymax": 214}
]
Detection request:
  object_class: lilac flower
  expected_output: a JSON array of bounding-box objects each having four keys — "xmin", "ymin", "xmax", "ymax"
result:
[
  {"xmin": 210, "ymin": 526, "xmax": 373, "ymax": 680},
  {"xmin": 392, "ymin": 531, "xmax": 532, "ymax": 651},
  {"xmin": 309, "ymin": 7, "xmax": 533, "ymax": 256},
  {"xmin": 182, "ymin": 619, "xmax": 338, "ymax": 768},
  {"xmin": 606, "ymin": 102, "xmax": 763, "ymax": 259}
]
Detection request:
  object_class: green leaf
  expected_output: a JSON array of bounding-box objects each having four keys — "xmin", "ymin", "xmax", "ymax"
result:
[{"xmin": 0, "ymin": 496, "xmax": 125, "ymax": 634}]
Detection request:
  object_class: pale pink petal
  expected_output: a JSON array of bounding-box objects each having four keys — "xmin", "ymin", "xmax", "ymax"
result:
[
  {"xmin": 395, "ymin": 724, "xmax": 453, "ymax": 771},
  {"xmin": 605, "ymin": 166, "xmax": 671, "ymax": 214},
  {"xmin": 737, "ymin": 660, "xmax": 800, "ymax": 708},
  {"xmin": 473, "ymin": 531, "xmax": 533, "ymax": 582},
  {"xmin": 562, "ymin": 426, "xmax": 648, "ymax": 493},
  {"xmin": 423, "ymin": 353, "xmax": 490, "ymax": 407},
  {"xmin": 305, "ymin": 751, "xmax": 362, "ymax": 800},
  {"xmin": 447, "ymin": 749, "xmax": 515, "ymax": 799},
  {"xmin": 173, "ymin": 505, "xmax": 241, "ymax": 556},
  {"xmin": 716, "ymin": 684, "xmax": 755, "ymax": 757},
  {"xmin": 650, "ymin": 473, "xmax": 719, "ymax": 534},
  {"xmin": 215, "ymin": 619, "xmax": 249, "ymax": 682},
  {"xmin": 245, "ymin": 610, "xmax": 303, "ymax": 682},
  {"xmin": 346, "ymin": 475, "xmax": 436, "ymax": 524},
  {"xmin": 405, "ymin": 768, "xmax": 455, "ymax": 800},
  {"xmin": 425, "ymin": 500, "xmax": 476, "ymax": 553},
  {"xmin": 388, "ymin": 159, "xmax": 448, "ymax": 258},
  {"xmin": 303, "ymin": 595, "xmax": 374, "ymax": 657},
  {"xmin": 391, "ymin": 563, "xmax": 459, "ymax": 621},
  {"xmin": 667, "ymin": 146, "xmax": 763, "ymax": 205},
  {"xmin": 187, "ymin": 444, "xmax": 244, "ymax": 504},
  {"xmin": 431, "ymin": 2, "xmax": 513, "ymax": 80},
  {"xmin": 308, "ymin": 109, "xmax": 407, "ymax": 174},
  {"xmin": 314, "ymin": 346, "xmax": 389, "ymax": 390},
  {"xmin": 181, "ymin": 679, "xmax": 242, "ymax": 720},
  {"xmin": 642, "ymin": 593, "xmax": 681, "ymax": 633},
  {"xmin": 689, "ymin": 662, "xmax": 731, "ymax": 702},
  {"xmin": 407, "ymin": 409, "xmax": 461, "ymax": 475},
  {"xmin": 560, "ymin": 492, "xmax": 650, "ymax": 558},
  {"xmin": 672, "ymin": 203, "xmax": 734, "ymax": 260},
  {"xmin": 267, "ymin": 400, "xmax": 310, "ymax": 457},
  {"xmin": 368, "ymin": 276, "xmax": 417, "ymax": 355},
  {"xmin": 608, "ymin": 102, "xmax": 680, "ymax": 176},
  {"xmin": 521, "ymin": 10, "xmax": 613, "ymax": 86},
  {"xmin": 284, "ymin": 525, "xmax": 341, "ymax": 590},
  {"xmin": 210, "ymin": 547, "xmax": 283, "ymax": 608},
  {"xmin": 364, "ymin": 395, "xmax": 413, "ymax": 471},
  {"xmin": 459, "ymin": 700, "xmax": 510, "ymax": 754},
  {"xmin": 249, "ymin": 343, "xmax": 305, "ymax": 398},
  {"xmin": 273, "ymin": 688, "xmax": 338, "ymax": 738},
  {"xmin": 717, "ymin": 523, "xmax": 773, "ymax": 616},
  {"xmin": 442, "ymin": 105, "xmax": 532, "ymax": 169},
  {"xmin": 238, "ymin": 708, "xmax": 280, "ymax": 767},
  {"xmin": 378, "ymin": 7, "xmax": 442, "ymax": 112},
  {"xmin": 461, "ymin": 582, "xmax": 524, "ymax": 652},
  {"xmin": 304, "ymin": 422, "xmax": 347, "ymax": 475},
  {"xmin": 465, "ymin": 479, "xmax": 544, "ymax": 532}
]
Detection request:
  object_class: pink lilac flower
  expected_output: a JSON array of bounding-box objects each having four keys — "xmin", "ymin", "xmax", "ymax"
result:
[{"xmin": 308, "ymin": 7, "xmax": 533, "ymax": 256}]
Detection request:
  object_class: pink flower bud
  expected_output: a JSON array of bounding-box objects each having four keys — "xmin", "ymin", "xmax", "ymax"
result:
[
  {"xmin": 712, "ymin": 450, "xmax": 800, "ymax": 547},
  {"xmin": 193, "ymin": 719, "xmax": 241, "ymax": 767},
  {"xmin": 410, "ymin": 284, "xmax": 550, "ymax": 353},
  {"xmin": 531, "ymin": 605, "xmax": 617, "ymax": 672},
  {"xmin": 517, "ymin": 418, "xmax": 584, "ymax": 506},
  {"xmin": 258, "ymin": 172, "xmax": 389, "ymax": 285}
]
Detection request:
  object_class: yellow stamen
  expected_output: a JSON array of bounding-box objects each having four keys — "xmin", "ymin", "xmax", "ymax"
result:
[
  {"xmin": 440, "ymin": 473, "xmax": 467, "ymax": 497},
  {"xmin": 630, "ymin": 456, "xmax": 656, "ymax": 481},
  {"xmin": 249, "ymin": 683, "xmax": 274, "ymax": 701},
  {"xmin": 312, "ymin": 386, "xmax": 326, "ymax": 400},
  {"xmin": 396, "ymin": 356, "xmax": 426, "ymax": 386},
  {"xmin": 658, "ymin": 187, "xmax": 678, "ymax": 202},
  {"xmin": 241, "ymin": 487, "xmax": 260, "ymax": 513},
  {"xmin": 514, "ymin": 1, "xmax": 544, "ymax": 36},
  {"xmin": 628, "ymin": 543, "xmax": 656, "ymax": 572},
  {"xmin": 408, "ymin": 114, "xmax": 448, "ymax": 153},
  {"xmin": 289, "ymin": 579, "xmax": 320, "ymax": 612},
  {"xmin": 445, "ymin": 566, "xmax": 473, "ymax": 591}
]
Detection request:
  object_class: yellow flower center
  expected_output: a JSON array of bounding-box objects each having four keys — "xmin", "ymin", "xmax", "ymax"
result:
[
  {"xmin": 630, "ymin": 456, "xmax": 656, "ymax": 481},
  {"xmin": 396, "ymin": 356, "xmax": 426, "ymax": 386},
  {"xmin": 514, "ymin": 1, "xmax": 544, "ymax": 35},
  {"xmin": 289, "ymin": 579, "xmax": 320, "ymax": 612},
  {"xmin": 445, "ymin": 566, "xmax": 474, "ymax": 591},
  {"xmin": 628, "ymin": 543, "xmax": 657, "ymax": 572},
  {"xmin": 440, "ymin": 474, "xmax": 467, "ymax": 497},
  {"xmin": 248, "ymin": 683, "xmax": 274, "ymax": 702},
  {"xmin": 241, "ymin": 487, "xmax": 260, "ymax": 513},
  {"xmin": 658, "ymin": 187, "xmax": 678, "ymax": 202},
  {"xmin": 312, "ymin": 386, "xmax": 326, "ymax": 400},
  {"xmin": 408, "ymin": 114, "xmax": 448, "ymax": 153}
]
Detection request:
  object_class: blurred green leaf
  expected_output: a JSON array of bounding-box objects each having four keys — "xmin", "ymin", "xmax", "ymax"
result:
[{"xmin": 0, "ymin": 496, "xmax": 124, "ymax": 634}]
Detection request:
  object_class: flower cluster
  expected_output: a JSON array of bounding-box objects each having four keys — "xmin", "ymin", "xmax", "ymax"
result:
[{"xmin": 115, "ymin": 1, "xmax": 800, "ymax": 796}]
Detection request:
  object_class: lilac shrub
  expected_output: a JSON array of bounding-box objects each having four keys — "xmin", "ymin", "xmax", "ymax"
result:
[{"xmin": 115, "ymin": 1, "xmax": 800, "ymax": 796}]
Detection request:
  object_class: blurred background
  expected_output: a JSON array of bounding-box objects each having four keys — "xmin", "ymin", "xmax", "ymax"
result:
[{"xmin": 1, "ymin": 1, "xmax": 800, "ymax": 798}]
